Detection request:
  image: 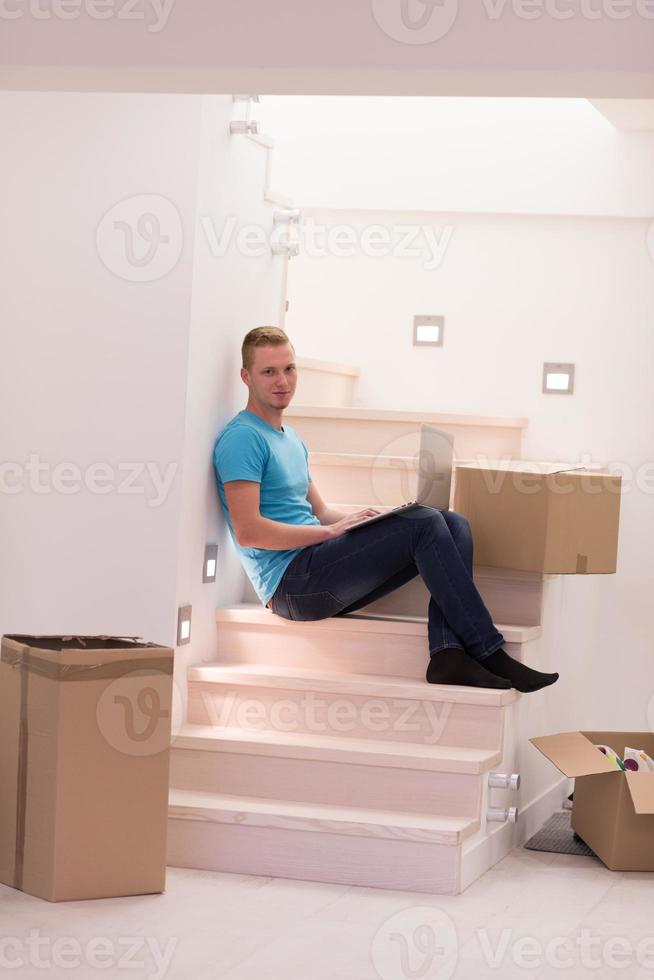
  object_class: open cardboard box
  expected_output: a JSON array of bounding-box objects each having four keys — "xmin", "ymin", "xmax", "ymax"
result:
[
  {"xmin": 453, "ymin": 461, "xmax": 622, "ymax": 574},
  {"xmin": 0, "ymin": 633, "xmax": 174, "ymax": 902},
  {"xmin": 531, "ymin": 730, "xmax": 654, "ymax": 871}
]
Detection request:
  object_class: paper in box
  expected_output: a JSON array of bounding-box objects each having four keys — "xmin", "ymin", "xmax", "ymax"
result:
[
  {"xmin": 531, "ymin": 730, "xmax": 654, "ymax": 871},
  {"xmin": 0, "ymin": 634, "xmax": 175, "ymax": 902},
  {"xmin": 453, "ymin": 460, "xmax": 622, "ymax": 574}
]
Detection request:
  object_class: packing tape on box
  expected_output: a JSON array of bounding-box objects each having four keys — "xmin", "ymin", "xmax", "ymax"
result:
[
  {"xmin": 576, "ymin": 553, "xmax": 588, "ymax": 573},
  {"xmin": 1, "ymin": 646, "xmax": 174, "ymax": 681},
  {"xmin": 3, "ymin": 638, "xmax": 173, "ymax": 891}
]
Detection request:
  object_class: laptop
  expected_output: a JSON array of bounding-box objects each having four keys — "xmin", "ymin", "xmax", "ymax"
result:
[{"xmin": 345, "ymin": 425, "xmax": 455, "ymax": 532}]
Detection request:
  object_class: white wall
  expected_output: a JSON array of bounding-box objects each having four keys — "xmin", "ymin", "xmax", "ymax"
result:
[
  {"xmin": 0, "ymin": 92, "xmax": 286, "ymax": 702},
  {"xmin": 273, "ymin": 96, "xmax": 654, "ymax": 732},
  {"xmin": 173, "ymin": 97, "xmax": 286, "ymax": 706},
  {"xmin": 262, "ymin": 96, "xmax": 654, "ymax": 217},
  {"xmin": 0, "ymin": 91, "xmax": 202, "ymax": 646}
]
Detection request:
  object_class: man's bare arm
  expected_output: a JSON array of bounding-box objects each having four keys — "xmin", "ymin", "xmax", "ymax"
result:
[
  {"xmin": 306, "ymin": 481, "xmax": 349, "ymax": 525},
  {"xmin": 225, "ymin": 481, "xmax": 379, "ymax": 549},
  {"xmin": 225, "ymin": 481, "xmax": 329, "ymax": 548}
]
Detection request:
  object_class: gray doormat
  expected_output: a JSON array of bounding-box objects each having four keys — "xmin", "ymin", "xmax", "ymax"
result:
[{"xmin": 524, "ymin": 811, "xmax": 596, "ymax": 857}]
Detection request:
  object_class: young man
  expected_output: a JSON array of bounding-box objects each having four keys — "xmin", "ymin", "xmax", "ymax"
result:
[{"xmin": 213, "ymin": 326, "xmax": 558, "ymax": 693}]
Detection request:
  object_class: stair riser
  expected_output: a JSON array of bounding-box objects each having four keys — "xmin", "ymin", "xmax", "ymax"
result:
[
  {"xmin": 188, "ymin": 683, "xmax": 505, "ymax": 750},
  {"xmin": 167, "ymin": 820, "xmax": 460, "ymax": 894},
  {"xmin": 241, "ymin": 571, "xmax": 543, "ymax": 629},
  {"xmin": 289, "ymin": 416, "xmax": 522, "ymax": 460},
  {"xmin": 169, "ymin": 748, "xmax": 484, "ymax": 818},
  {"xmin": 310, "ymin": 458, "xmax": 419, "ymax": 507},
  {"xmin": 359, "ymin": 572, "xmax": 543, "ymax": 628},
  {"xmin": 216, "ymin": 623, "xmax": 525, "ymax": 677},
  {"xmin": 294, "ymin": 370, "xmax": 356, "ymax": 408}
]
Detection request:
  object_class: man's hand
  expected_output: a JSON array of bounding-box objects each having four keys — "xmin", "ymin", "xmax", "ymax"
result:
[{"xmin": 325, "ymin": 508, "xmax": 381, "ymax": 539}]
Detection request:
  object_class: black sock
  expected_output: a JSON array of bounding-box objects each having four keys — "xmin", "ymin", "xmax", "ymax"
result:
[
  {"xmin": 483, "ymin": 648, "xmax": 559, "ymax": 693},
  {"xmin": 426, "ymin": 648, "xmax": 511, "ymax": 689}
]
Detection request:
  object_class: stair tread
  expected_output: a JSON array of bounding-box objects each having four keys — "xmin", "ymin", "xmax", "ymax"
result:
[
  {"xmin": 216, "ymin": 602, "xmax": 541, "ymax": 645},
  {"xmin": 168, "ymin": 787, "xmax": 479, "ymax": 843},
  {"xmin": 172, "ymin": 723, "xmax": 501, "ymax": 772},
  {"xmin": 285, "ymin": 404, "xmax": 528, "ymax": 429},
  {"xmin": 188, "ymin": 660, "xmax": 518, "ymax": 705},
  {"xmin": 309, "ymin": 449, "xmax": 418, "ymax": 466},
  {"xmin": 295, "ymin": 356, "xmax": 359, "ymax": 377}
]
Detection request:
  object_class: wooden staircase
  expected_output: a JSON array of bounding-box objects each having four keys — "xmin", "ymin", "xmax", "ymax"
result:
[{"xmin": 168, "ymin": 355, "xmax": 567, "ymax": 894}]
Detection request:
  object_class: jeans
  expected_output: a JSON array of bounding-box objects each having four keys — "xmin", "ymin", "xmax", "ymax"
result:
[{"xmin": 269, "ymin": 506, "xmax": 505, "ymax": 660}]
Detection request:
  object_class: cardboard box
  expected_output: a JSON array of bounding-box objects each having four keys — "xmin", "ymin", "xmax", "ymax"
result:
[
  {"xmin": 0, "ymin": 634, "xmax": 174, "ymax": 902},
  {"xmin": 453, "ymin": 460, "xmax": 622, "ymax": 573},
  {"xmin": 531, "ymin": 730, "xmax": 654, "ymax": 871}
]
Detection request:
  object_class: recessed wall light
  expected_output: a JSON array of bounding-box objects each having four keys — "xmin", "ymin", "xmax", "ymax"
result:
[
  {"xmin": 271, "ymin": 241, "xmax": 300, "ymax": 257},
  {"xmin": 230, "ymin": 120, "xmax": 259, "ymax": 136},
  {"xmin": 542, "ymin": 362, "xmax": 575, "ymax": 395},
  {"xmin": 176, "ymin": 605, "xmax": 192, "ymax": 646},
  {"xmin": 273, "ymin": 209, "xmax": 302, "ymax": 225},
  {"xmin": 413, "ymin": 315, "xmax": 444, "ymax": 347},
  {"xmin": 203, "ymin": 544, "xmax": 218, "ymax": 584}
]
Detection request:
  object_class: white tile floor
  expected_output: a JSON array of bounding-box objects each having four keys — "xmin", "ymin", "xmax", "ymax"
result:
[{"xmin": 1, "ymin": 848, "xmax": 653, "ymax": 980}]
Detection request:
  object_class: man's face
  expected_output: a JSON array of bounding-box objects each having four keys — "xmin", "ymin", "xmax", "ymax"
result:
[{"xmin": 243, "ymin": 343, "xmax": 297, "ymax": 410}]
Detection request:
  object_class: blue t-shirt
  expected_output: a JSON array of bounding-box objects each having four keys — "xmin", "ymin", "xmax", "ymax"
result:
[{"xmin": 212, "ymin": 410, "xmax": 321, "ymax": 605}]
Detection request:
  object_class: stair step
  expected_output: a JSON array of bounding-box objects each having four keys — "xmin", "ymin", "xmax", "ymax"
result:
[
  {"xmin": 293, "ymin": 357, "xmax": 359, "ymax": 409},
  {"xmin": 286, "ymin": 404, "xmax": 527, "ymax": 430},
  {"xmin": 188, "ymin": 661, "xmax": 518, "ymax": 706},
  {"xmin": 167, "ymin": 788, "xmax": 477, "ymax": 893},
  {"xmin": 308, "ymin": 449, "xmax": 419, "ymax": 506},
  {"xmin": 284, "ymin": 404, "xmax": 526, "ymax": 459},
  {"xmin": 172, "ymin": 723, "xmax": 501, "ymax": 774},
  {"xmin": 295, "ymin": 356, "xmax": 360, "ymax": 378},
  {"xmin": 187, "ymin": 661, "xmax": 515, "ymax": 750},
  {"xmin": 216, "ymin": 603, "xmax": 540, "ymax": 647},
  {"xmin": 214, "ymin": 603, "xmax": 538, "ymax": 681},
  {"xmin": 170, "ymin": 723, "xmax": 498, "ymax": 818},
  {"xmin": 168, "ymin": 788, "xmax": 478, "ymax": 845},
  {"xmin": 241, "ymin": 563, "xmax": 545, "ymax": 629}
]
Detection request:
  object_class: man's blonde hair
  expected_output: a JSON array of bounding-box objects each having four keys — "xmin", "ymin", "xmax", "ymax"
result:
[{"xmin": 241, "ymin": 326, "xmax": 294, "ymax": 372}]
